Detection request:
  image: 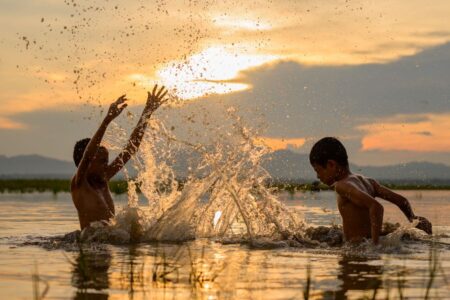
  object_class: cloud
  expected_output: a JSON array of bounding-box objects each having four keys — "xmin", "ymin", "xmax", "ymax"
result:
[
  {"xmin": 212, "ymin": 15, "xmax": 273, "ymax": 31},
  {"xmin": 129, "ymin": 46, "xmax": 278, "ymax": 99},
  {"xmin": 221, "ymin": 42, "xmax": 450, "ymax": 131},
  {"xmin": 34, "ymin": 70, "xmax": 67, "ymax": 83},
  {"xmin": 254, "ymin": 136, "xmax": 306, "ymax": 151},
  {"xmin": 414, "ymin": 131, "xmax": 432, "ymax": 137},
  {"xmin": 174, "ymin": 42, "xmax": 450, "ymax": 165},
  {"xmin": 212, "ymin": 0, "xmax": 450, "ymax": 65},
  {"xmin": 418, "ymin": 31, "xmax": 450, "ymax": 38},
  {"xmin": 1, "ymin": 0, "xmax": 450, "ymax": 166},
  {"xmin": 358, "ymin": 113, "xmax": 450, "ymax": 152},
  {"xmin": 0, "ymin": 89, "xmax": 79, "ymax": 116},
  {"xmin": 0, "ymin": 105, "xmax": 111, "ymax": 160},
  {"xmin": 2, "ymin": 0, "xmax": 450, "ymax": 118},
  {"xmin": 0, "ymin": 117, "xmax": 26, "ymax": 130},
  {"xmin": 156, "ymin": 46, "xmax": 279, "ymax": 99}
]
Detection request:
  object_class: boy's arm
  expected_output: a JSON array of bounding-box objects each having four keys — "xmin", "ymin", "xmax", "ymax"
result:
[
  {"xmin": 335, "ymin": 181, "xmax": 384, "ymax": 244},
  {"xmin": 106, "ymin": 85, "xmax": 167, "ymax": 179},
  {"xmin": 370, "ymin": 179, "xmax": 432, "ymax": 234},
  {"xmin": 74, "ymin": 95, "xmax": 128, "ymax": 186},
  {"xmin": 369, "ymin": 179, "xmax": 416, "ymax": 221}
]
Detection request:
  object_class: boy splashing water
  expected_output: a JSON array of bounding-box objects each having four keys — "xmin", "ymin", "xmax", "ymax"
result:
[
  {"xmin": 71, "ymin": 85, "xmax": 167, "ymax": 230},
  {"xmin": 309, "ymin": 137, "xmax": 432, "ymax": 245}
]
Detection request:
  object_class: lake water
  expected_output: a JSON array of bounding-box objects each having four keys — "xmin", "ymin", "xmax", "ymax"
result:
[{"xmin": 0, "ymin": 190, "xmax": 449, "ymax": 299}]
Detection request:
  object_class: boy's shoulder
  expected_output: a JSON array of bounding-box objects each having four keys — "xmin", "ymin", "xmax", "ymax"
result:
[{"xmin": 334, "ymin": 173, "xmax": 377, "ymax": 197}]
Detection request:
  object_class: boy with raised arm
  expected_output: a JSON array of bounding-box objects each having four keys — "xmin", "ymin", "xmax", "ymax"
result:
[
  {"xmin": 309, "ymin": 137, "xmax": 432, "ymax": 245},
  {"xmin": 71, "ymin": 85, "xmax": 167, "ymax": 230}
]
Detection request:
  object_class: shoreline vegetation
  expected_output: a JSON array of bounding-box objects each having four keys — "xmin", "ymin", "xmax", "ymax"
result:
[{"xmin": 1, "ymin": 179, "xmax": 450, "ymax": 195}]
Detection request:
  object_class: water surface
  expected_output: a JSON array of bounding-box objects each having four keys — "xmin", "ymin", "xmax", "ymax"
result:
[{"xmin": 0, "ymin": 190, "xmax": 449, "ymax": 299}]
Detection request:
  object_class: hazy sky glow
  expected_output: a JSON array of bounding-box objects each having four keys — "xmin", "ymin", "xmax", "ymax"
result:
[
  {"xmin": 359, "ymin": 113, "xmax": 450, "ymax": 152},
  {"xmin": 1, "ymin": 0, "xmax": 449, "ymax": 165}
]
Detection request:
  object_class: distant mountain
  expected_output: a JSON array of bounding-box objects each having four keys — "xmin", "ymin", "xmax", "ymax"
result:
[
  {"xmin": 262, "ymin": 150, "xmax": 450, "ymax": 183},
  {"xmin": 0, "ymin": 155, "xmax": 75, "ymax": 178},
  {"xmin": 1, "ymin": 152, "xmax": 450, "ymax": 183},
  {"xmin": 261, "ymin": 150, "xmax": 314, "ymax": 180},
  {"xmin": 352, "ymin": 161, "xmax": 450, "ymax": 181}
]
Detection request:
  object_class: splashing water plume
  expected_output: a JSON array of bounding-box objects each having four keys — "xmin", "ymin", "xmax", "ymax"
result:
[
  {"xmin": 90, "ymin": 113, "xmax": 444, "ymax": 254},
  {"xmin": 102, "ymin": 106, "xmax": 306, "ymax": 244}
]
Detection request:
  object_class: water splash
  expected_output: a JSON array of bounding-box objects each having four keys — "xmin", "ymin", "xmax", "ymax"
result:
[
  {"xmin": 91, "ymin": 108, "xmax": 443, "ymax": 254},
  {"xmin": 103, "ymin": 106, "xmax": 306, "ymax": 244}
]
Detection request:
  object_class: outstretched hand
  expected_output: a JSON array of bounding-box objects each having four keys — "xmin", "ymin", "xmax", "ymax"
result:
[
  {"xmin": 146, "ymin": 85, "xmax": 168, "ymax": 112},
  {"xmin": 104, "ymin": 87, "xmax": 168, "ymax": 179},
  {"xmin": 414, "ymin": 216, "xmax": 432, "ymax": 235},
  {"xmin": 106, "ymin": 95, "xmax": 128, "ymax": 121}
]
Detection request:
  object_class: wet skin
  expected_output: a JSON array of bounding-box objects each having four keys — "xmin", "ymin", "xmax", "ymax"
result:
[
  {"xmin": 312, "ymin": 163, "xmax": 373, "ymax": 243},
  {"xmin": 314, "ymin": 162, "xmax": 383, "ymax": 243},
  {"xmin": 71, "ymin": 148, "xmax": 115, "ymax": 229},
  {"xmin": 312, "ymin": 161, "xmax": 432, "ymax": 244},
  {"xmin": 336, "ymin": 185, "xmax": 374, "ymax": 243},
  {"xmin": 71, "ymin": 86, "xmax": 168, "ymax": 230}
]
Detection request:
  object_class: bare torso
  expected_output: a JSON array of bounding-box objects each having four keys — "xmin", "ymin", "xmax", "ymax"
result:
[
  {"xmin": 71, "ymin": 175, "xmax": 115, "ymax": 229},
  {"xmin": 335, "ymin": 174, "xmax": 378, "ymax": 243}
]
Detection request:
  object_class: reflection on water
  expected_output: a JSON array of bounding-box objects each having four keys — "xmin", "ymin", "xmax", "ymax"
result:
[
  {"xmin": 59, "ymin": 240, "xmax": 448, "ymax": 300},
  {"xmin": 71, "ymin": 246, "xmax": 111, "ymax": 299},
  {"xmin": 331, "ymin": 256, "xmax": 383, "ymax": 299},
  {"xmin": 0, "ymin": 192, "xmax": 449, "ymax": 299}
]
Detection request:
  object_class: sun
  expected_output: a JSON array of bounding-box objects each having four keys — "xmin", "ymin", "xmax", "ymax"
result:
[{"xmin": 137, "ymin": 46, "xmax": 280, "ymax": 100}]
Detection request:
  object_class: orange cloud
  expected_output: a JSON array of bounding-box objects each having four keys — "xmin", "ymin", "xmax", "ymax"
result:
[
  {"xmin": 255, "ymin": 136, "xmax": 306, "ymax": 151},
  {"xmin": 208, "ymin": 1, "xmax": 450, "ymax": 66},
  {"xmin": 2, "ymin": 0, "xmax": 450, "ymax": 119},
  {"xmin": 0, "ymin": 117, "xmax": 26, "ymax": 130},
  {"xmin": 358, "ymin": 113, "xmax": 450, "ymax": 152},
  {"xmin": 213, "ymin": 15, "xmax": 273, "ymax": 31}
]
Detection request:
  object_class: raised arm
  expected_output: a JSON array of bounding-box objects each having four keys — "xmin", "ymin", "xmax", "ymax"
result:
[
  {"xmin": 369, "ymin": 179, "xmax": 415, "ymax": 221},
  {"xmin": 335, "ymin": 181, "xmax": 384, "ymax": 244},
  {"xmin": 74, "ymin": 95, "xmax": 128, "ymax": 186},
  {"xmin": 106, "ymin": 85, "xmax": 168, "ymax": 179}
]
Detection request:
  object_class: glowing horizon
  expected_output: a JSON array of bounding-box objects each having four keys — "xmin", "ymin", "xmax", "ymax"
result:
[{"xmin": 359, "ymin": 113, "xmax": 450, "ymax": 152}]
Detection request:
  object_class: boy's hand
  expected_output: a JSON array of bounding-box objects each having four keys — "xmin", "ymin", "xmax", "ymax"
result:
[
  {"xmin": 106, "ymin": 95, "xmax": 128, "ymax": 121},
  {"xmin": 105, "ymin": 88, "xmax": 167, "ymax": 179},
  {"xmin": 145, "ymin": 85, "xmax": 168, "ymax": 112},
  {"xmin": 414, "ymin": 216, "xmax": 432, "ymax": 235}
]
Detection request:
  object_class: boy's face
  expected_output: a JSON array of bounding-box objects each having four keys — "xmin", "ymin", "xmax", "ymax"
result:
[{"xmin": 312, "ymin": 161, "xmax": 338, "ymax": 186}]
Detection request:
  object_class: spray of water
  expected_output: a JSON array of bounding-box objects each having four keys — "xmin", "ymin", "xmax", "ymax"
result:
[
  {"xmin": 102, "ymin": 106, "xmax": 306, "ymax": 244},
  {"xmin": 84, "ymin": 105, "xmax": 440, "ymax": 253}
]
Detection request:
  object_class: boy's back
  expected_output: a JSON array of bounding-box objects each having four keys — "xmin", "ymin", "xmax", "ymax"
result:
[{"xmin": 335, "ymin": 174, "xmax": 378, "ymax": 243}]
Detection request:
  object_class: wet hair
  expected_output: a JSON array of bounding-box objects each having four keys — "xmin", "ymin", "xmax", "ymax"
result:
[
  {"xmin": 73, "ymin": 138, "xmax": 91, "ymax": 167},
  {"xmin": 309, "ymin": 137, "xmax": 349, "ymax": 167}
]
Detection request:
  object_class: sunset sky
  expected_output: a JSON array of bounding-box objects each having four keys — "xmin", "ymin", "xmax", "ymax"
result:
[{"xmin": 1, "ymin": 0, "xmax": 449, "ymax": 166}]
